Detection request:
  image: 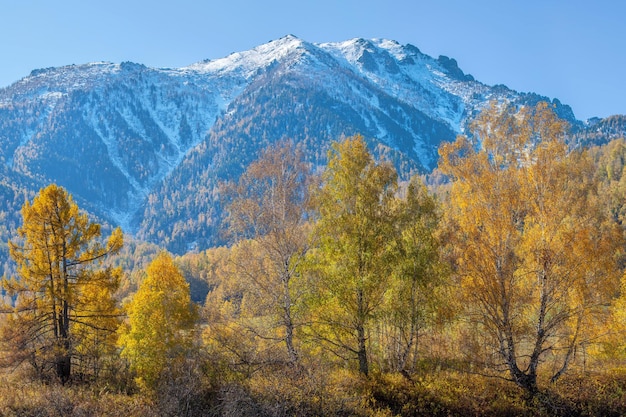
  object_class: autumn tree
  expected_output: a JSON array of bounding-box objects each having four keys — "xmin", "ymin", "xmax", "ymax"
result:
[
  {"xmin": 118, "ymin": 251, "xmax": 197, "ymax": 391},
  {"xmin": 219, "ymin": 140, "xmax": 313, "ymax": 364},
  {"xmin": 309, "ymin": 135, "xmax": 397, "ymax": 376},
  {"xmin": 203, "ymin": 241, "xmax": 286, "ymax": 373},
  {"xmin": 378, "ymin": 176, "xmax": 447, "ymax": 373},
  {"xmin": 590, "ymin": 137, "xmax": 626, "ymax": 242},
  {"xmin": 439, "ymin": 102, "xmax": 623, "ymax": 395},
  {"xmin": 0, "ymin": 184, "xmax": 123, "ymax": 383},
  {"xmin": 590, "ymin": 138, "xmax": 626, "ymax": 357}
]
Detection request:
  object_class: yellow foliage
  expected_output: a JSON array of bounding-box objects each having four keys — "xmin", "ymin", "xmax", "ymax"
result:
[
  {"xmin": 1, "ymin": 184, "xmax": 123, "ymax": 382},
  {"xmin": 118, "ymin": 251, "xmax": 197, "ymax": 391},
  {"xmin": 439, "ymin": 102, "xmax": 624, "ymax": 393}
]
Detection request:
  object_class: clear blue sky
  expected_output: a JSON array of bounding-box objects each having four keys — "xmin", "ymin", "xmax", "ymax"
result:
[{"xmin": 1, "ymin": 0, "xmax": 624, "ymax": 120}]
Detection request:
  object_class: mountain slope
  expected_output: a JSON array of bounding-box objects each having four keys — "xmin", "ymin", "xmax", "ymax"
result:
[{"xmin": 0, "ymin": 35, "xmax": 619, "ymax": 254}]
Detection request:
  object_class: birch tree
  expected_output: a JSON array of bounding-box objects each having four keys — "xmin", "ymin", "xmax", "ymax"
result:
[
  {"xmin": 310, "ymin": 135, "xmax": 397, "ymax": 376},
  {"xmin": 439, "ymin": 102, "xmax": 623, "ymax": 395},
  {"xmin": 222, "ymin": 140, "xmax": 313, "ymax": 365}
]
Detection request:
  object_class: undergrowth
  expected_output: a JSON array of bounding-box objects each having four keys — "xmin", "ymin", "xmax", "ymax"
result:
[{"xmin": 1, "ymin": 367, "xmax": 625, "ymax": 416}]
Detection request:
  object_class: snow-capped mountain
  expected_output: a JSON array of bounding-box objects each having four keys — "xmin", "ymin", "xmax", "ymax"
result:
[{"xmin": 0, "ymin": 35, "xmax": 609, "ymax": 254}]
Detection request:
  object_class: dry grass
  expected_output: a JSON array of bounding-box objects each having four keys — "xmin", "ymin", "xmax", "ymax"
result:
[
  {"xmin": 1, "ymin": 365, "xmax": 625, "ymax": 416},
  {"xmin": 0, "ymin": 381, "xmax": 157, "ymax": 417}
]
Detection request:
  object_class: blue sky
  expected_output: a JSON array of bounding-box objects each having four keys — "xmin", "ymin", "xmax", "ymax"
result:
[{"xmin": 1, "ymin": 0, "xmax": 624, "ymax": 120}]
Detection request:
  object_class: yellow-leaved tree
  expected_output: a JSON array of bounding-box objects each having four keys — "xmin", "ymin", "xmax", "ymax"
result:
[
  {"xmin": 1, "ymin": 184, "xmax": 123, "ymax": 383},
  {"xmin": 118, "ymin": 251, "xmax": 197, "ymax": 391},
  {"xmin": 590, "ymin": 138, "xmax": 626, "ymax": 357},
  {"xmin": 439, "ymin": 102, "xmax": 623, "ymax": 396},
  {"xmin": 378, "ymin": 176, "xmax": 448, "ymax": 373},
  {"xmin": 309, "ymin": 135, "xmax": 397, "ymax": 376}
]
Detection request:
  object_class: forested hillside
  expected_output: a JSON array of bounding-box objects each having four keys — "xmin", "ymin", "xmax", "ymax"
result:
[{"xmin": 1, "ymin": 35, "xmax": 618, "ymax": 261}]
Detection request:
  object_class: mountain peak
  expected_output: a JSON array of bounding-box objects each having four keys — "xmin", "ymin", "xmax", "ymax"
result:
[
  {"xmin": 436, "ymin": 55, "xmax": 474, "ymax": 81},
  {"xmin": 0, "ymin": 35, "xmax": 603, "ymax": 255},
  {"xmin": 184, "ymin": 34, "xmax": 311, "ymax": 78},
  {"xmin": 275, "ymin": 33, "xmax": 301, "ymax": 43}
]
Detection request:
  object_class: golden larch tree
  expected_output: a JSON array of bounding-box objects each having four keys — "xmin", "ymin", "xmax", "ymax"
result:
[{"xmin": 1, "ymin": 184, "xmax": 123, "ymax": 383}]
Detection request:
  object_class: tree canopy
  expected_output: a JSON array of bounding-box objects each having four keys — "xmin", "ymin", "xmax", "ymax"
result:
[
  {"xmin": 439, "ymin": 102, "xmax": 624, "ymax": 395},
  {"xmin": 309, "ymin": 135, "xmax": 398, "ymax": 376},
  {"xmin": 118, "ymin": 251, "xmax": 197, "ymax": 391},
  {"xmin": 1, "ymin": 184, "xmax": 123, "ymax": 383}
]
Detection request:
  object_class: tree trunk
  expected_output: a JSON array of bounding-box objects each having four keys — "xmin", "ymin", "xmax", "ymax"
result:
[
  {"xmin": 357, "ymin": 322, "xmax": 369, "ymax": 376},
  {"xmin": 56, "ymin": 352, "xmax": 71, "ymax": 384},
  {"xmin": 284, "ymin": 316, "xmax": 297, "ymax": 364},
  {"xmin": 356, "ymin": 287, "xmax": 369, "ymax": 376},
  {"xmin": 282, "ymin": 268, "xmax": 298, "ymax": 364},
  {"xmin": 516, "ymin": 372, "xmax": 538, "ymax": 398},
  {"xmin": 57, "ymin": 296, "xmax": 72, "ymax": 384},
  {"xmin": 284, "ymin": 288, "xmax": 297, "ymax": 364}
]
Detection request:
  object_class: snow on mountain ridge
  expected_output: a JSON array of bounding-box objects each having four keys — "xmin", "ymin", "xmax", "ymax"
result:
[
  {"xmin": 0, "ymin": 35, "xmax": 536, "ymax": 170},
  {"xmin": 317, "ymin": 37, "xmax": 471, "ymax": 132},
  {"xmin": 184, "ymin": 34, "xmax": 307, "ymax": 78},
  {"xmin": 0, "ymin": 62, "xmax": 122, "ymax": 103},
  {"xmin": 1, "ymin": 35, "xmax": 489, "ymax": 137},
  {"xmin": 0, "ymin": 34, "xmax": 596, "ymax": 257}
]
